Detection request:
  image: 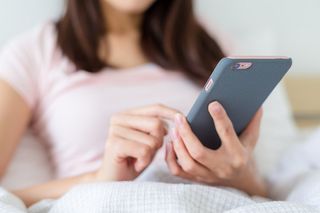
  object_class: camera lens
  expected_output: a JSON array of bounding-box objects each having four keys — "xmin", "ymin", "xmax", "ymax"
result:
[
  {"xmin": 232, "ymin": 62, "xmax": 252, "ymax": 70},
  {"xmin": 232, "ymin": 63, "xmax": 241, "ymax": 69}
]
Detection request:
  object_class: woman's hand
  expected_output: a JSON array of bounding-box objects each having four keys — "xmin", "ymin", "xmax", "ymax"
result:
[
  {"xmin": 12, "ymin": 104, "xmax": 180, "ymax": 207},
  {"xmin": 96, "ymin": 104, "xmax": 179, "ymax": 182},
  {"xmin": 165, "ymin": 101, "xmax": 267, "ymax": 197}
]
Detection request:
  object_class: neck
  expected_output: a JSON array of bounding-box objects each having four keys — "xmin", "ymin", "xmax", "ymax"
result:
[{"xmin": 102, "ymin": 2, "xmax": 142, "ymax": 35}]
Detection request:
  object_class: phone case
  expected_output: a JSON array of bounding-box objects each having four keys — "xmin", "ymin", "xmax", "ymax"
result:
[{"xmin": 187, "ymin": 57, "xmax": 292, "ymax": 150}]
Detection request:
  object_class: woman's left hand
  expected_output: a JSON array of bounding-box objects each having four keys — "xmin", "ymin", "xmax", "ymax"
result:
[{"xmin": 165, "ymin": 101, "xmax": 267, "ymax": 197}]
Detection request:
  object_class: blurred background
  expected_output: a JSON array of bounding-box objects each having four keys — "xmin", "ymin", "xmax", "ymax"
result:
[{"xmin": 0, "ymin": 0, "xmax": 319, "ymax": 129}]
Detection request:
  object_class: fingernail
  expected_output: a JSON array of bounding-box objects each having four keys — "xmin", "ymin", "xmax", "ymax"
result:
[
  {"xmin": 135, "ymin": 162, "xmax": 144, "ymax": 173},
  {"xmin": 165, "ymin": 142, "xmax": 170, "ymax": 157},
  {"xmin": 175, "ymin": 113, "xmax": 184, "ymax": 127},
  {"xmin": 164, "ymin": 122, "xmax": 169, "ymax": 135},
  {"xmin": 166, "ymin": 141, "xmax": 172, "ymax": 153},
  {"xmin": 170, "ymin": 128, "xmax": 179, "ymax": 142},
  {"xmin": 210, "ymin": 102, "xmax": 221, "ymax": 114}
]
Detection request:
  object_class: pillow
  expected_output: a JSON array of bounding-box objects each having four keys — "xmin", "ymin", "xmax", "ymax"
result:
[{"xmin": 254, "ymin": 83, "xmax": 299, "ymax": 176}]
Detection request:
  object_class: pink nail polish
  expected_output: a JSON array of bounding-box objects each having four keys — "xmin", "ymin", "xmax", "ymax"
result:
[
  {"xmin": 170, "ymin": 128, "xmax": 179, "ymax": 142},
  {"xmin": 167, "ymin": 141, "xmax": 173, "ymax": 149},
  {"xmin": 165, "ymin": 142, "xmax": 171, "ymax": 155},
  {"xmin": 175, "ymin": 114, "xmax": 184, "ymax": 126}
]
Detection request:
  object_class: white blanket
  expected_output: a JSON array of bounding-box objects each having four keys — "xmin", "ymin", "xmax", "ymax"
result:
[
  {"xmin": 268, "ymin": 128, "xmax": 320, "ymax": 204},
  {"xmin": 0, "ymin": 182, "xmax": 318, "ymax": 213}
]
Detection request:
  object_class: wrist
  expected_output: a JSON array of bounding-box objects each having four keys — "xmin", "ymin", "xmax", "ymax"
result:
[
  {"xmin": 81, "ymin": 171, "xmax": 101, "ymax": 183},
  {"xmin": 243, "ymin": 172, "xmax": 267, "ymax": 197},
  {"xmin": 234, "ymin": 163, "xmax": 268, "ymax": 197},
  {"xmin": 90, "ymin": 168, "xmax": 116, "ymax": 182}
]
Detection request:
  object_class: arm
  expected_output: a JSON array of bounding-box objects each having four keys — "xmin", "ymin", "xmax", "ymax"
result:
[
  {"xmin": 14, "ymin": 104, "xmax": 178, "ymax": 207},
  {"xmin": 0, "ymin": 87, "xmax": 178, "ymax": 206},
  {"xmin": 12, "ymin": 172, "xmax": 96, "ymax": 207},
  {"xmin": 0, "ymin": 80, "xmax": 31, "ymax": 177},
  {"xmin": 0, "ymin": 80, "xmax": 100, "ymax": 206}
]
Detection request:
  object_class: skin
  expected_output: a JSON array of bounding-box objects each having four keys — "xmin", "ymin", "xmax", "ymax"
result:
[
  {"xmin": 166, "ymin": 103, "xmax": 266, "ymax": 197},
  {"xmin": 0, "ymin": 0, "xmax": 267, "ymax": 207},
  {"xmin": 99, "ymin": 0, "xmax": 153, "ymax": 68}
]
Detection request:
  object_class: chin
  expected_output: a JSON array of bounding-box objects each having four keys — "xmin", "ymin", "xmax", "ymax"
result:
[{"xmin": 103, "ymin": 0, "xmax": 156, "ymax": 14}]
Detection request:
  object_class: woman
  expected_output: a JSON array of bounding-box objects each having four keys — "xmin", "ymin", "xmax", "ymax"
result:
[{"xmin": 0, "ymin": 0, "xmax": 266, "ymax": 206}]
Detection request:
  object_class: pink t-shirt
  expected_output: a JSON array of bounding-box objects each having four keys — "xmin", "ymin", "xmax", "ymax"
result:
[{"xmin": 0, "ymin": 23, "xmax": 201, "ymax": 178}]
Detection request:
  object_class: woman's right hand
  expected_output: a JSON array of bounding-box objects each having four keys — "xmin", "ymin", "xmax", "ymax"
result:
[{"xmin": 95, "ymin": 104, "xmax": 179, "ymax": 182}]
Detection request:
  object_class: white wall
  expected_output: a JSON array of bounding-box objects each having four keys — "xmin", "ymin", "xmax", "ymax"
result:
[
  {"xmin": 0, "ymin": 0, "xmax": 319, "ymax": 75},
  {"xmin": 196, "ymin": 0, "xmax": 320, "ymax": 75},
  {"xmin": 0, "ymin": 0, "xmax": 63, "ymax": 46}
]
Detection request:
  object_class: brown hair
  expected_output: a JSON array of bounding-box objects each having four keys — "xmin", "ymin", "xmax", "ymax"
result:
[{"xmin": 56, "ymin": 0, "xmax": 224, "ymax": 84}]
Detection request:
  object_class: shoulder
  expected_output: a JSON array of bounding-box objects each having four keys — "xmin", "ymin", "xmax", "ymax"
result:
[
  {"xmin": 0, "ymin": 22, "xmax": 69, "ymax": 109},
  {"xmin": 0, "ymin": 21, "xmax": 60, "ymax": 66}
]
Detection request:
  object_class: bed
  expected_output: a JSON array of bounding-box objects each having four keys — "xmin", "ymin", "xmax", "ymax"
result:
[
  {"xmin": 1, "ymin": 84, "xmax": 319, "ymax": 212},
  {"xmin": 1, "ymin": 2, "xmax": 319, "ymax": 210}
]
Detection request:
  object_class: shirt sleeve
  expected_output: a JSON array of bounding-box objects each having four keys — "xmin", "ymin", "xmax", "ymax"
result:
[{"xmin": 0, "ymin": 31, "xmax": 41, "ymax": 110}]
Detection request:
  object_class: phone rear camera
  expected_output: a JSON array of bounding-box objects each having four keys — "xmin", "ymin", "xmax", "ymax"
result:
[
  {"xmin": 232, "ymin": 62, "xmax": 252, "ymax": 70},
  {"xmin": 232, "ymin": 63, "xmax": 241, "ymax": 69}
]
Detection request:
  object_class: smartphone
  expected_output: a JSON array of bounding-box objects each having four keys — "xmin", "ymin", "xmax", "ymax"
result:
[{"xmin": 187, "ymin": 57, "xmax": 292, "ymax": 150}]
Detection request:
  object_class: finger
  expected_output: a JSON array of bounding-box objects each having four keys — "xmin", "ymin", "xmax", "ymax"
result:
[
  {"xmin": 113, "ymin": 125, "xmax": 163, "ymax": 149},
  {"xmin": 124, "ymin": 104, "xmax": 181, "ymax": 120},
  {"xmin": 165, "ymin": 142, "xmax": 194, "ymax": 180},
  {"xmin": 174, "ymin": 113, "xmax": 208, "ymax": 164},
  {"xmin": 239, "ymin": 108, "xmax": 263, "ymax": 150},
  {"xmin": 208, "ymin": 102, "xmax": 240, "ymax": 150},
  {"xmin": 166, "ymin": 142, "xmax": 219, "ymax": 184},
  {"xmin": 111, "ymin": 114, "xmax": 166, "ymax": 139},
  {"xmin": 112, "ymin": 137, "xmax": 154, "ymax": 172},
  {"xmin": 170, "ymin": 128, "xmax": 210, "ymax": 177}
]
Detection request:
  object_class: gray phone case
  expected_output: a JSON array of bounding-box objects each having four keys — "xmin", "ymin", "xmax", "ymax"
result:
[{"xmin": 187, "ymin": 57, "xmax": 292, "ymax": 150}]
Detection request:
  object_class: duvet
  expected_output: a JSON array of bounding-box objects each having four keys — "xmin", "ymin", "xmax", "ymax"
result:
[{"xmin": 0, "ymin": 181, "xmax": 318, "ymax": 213}]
